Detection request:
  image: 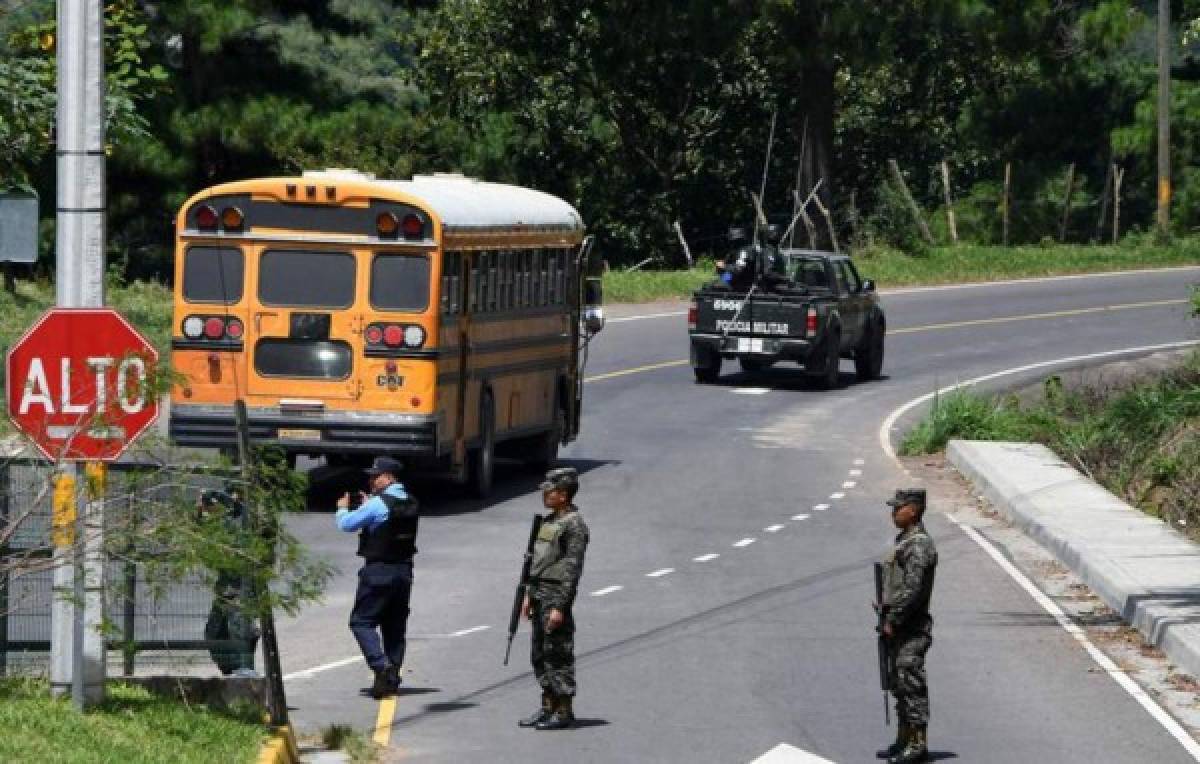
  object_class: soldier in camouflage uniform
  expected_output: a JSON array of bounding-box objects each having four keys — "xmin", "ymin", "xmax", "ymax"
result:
[
  {"xmin": 877, "ymin": 488, "xmax": 938, "ymax": 764},
  {"xmin": 518, "ymin": 467, "xmax": 590, "ymax": 730}
]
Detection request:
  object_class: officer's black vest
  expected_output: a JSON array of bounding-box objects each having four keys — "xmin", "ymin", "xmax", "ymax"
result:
[{"xmin": 357, "ymin": 492, "xmax": 419, "ymax": 562}]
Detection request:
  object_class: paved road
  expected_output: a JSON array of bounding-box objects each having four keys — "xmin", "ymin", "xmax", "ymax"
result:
[{"xmin": 278, "ymin": 266, "xmax": 1200, "ymax": 763}]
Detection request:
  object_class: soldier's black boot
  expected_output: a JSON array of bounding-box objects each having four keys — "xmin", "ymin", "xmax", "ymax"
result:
[
  {"xmin": 535, "ymin": 696, "xmax": 575, "ymax": 730},
  {"xmin": 369, "ymin": 665, "xmax": 399, "ymax": 699},
  {"xmin": 876, "ymin": 724, "xmax": 910, "ymax": 759},
  {"xmin": 888, "ymin": 725, "xmax": 928, "ymax": 764},
  {"xmin": 518, "ymin": 692, "xmax": 554, "ymax": 728}
]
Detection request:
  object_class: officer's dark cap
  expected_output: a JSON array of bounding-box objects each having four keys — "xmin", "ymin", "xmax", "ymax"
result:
[
  {"xmin": 539, "ymin": 467, "xmax": 579, "ymax": 492},
  {"xmin": 365, "ymin": 456, "xmax": 403, "ymax": 477},
  {"xmin": 886, "ymin": 488, "xmax": 926, "ymax": 510}
]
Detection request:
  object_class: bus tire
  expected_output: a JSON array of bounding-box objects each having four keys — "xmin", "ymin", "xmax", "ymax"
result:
[
  {"xmin": 528, "ymin": 402, "xmax": 565, "ymax": 472},
  {"xmin": 469, "ymin": 391, "xmax": 495, "ymax": 498}
]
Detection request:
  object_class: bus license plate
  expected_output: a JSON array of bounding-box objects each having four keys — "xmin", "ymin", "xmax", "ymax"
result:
[
  {"xmin": 277, "ymin": 428, "xmax": 321, "ymax": 441},
  {"xmin": 737, "ymin": 338, "xmax": 764, "ymax": 353}
]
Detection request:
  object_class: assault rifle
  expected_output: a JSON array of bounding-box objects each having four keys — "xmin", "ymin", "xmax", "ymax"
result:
[
  {"xmin": 504, "ymin": 515, "xmax": 544, "ymax": 665},
  {"xmin": 874, "ymin": 562, "xmax": 892, "ymax": 725}
]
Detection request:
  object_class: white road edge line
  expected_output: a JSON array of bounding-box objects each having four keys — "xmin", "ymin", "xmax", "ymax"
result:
[
  {"xmin": 646, "ymin": 568, "xmax": 675, "ymax": 578},
  {"xmin": 733, "ymin": 538, "xmax": 757, "ymax": 547},
  {"xmin": 283, "ymin": 655, "xmax": 362, "ymax": 682},
  {"xmin": 877, "ymin": 340, "xmax": 1200, "ymax": 465},
  {"xmin": 694, "ymin": 553, "xmax": 720, "ymax": 562},
  {"xmin": 591, "ymin": 585, "xmax": 624, "ymax": 597},
  {"xmin": 946, "ymin": 513, "xmax": 1200, "ymax": 761}
]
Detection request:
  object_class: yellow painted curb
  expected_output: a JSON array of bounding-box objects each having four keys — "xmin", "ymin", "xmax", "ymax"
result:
[{"xmin": 257, "ymin": 724, "xmax": 300, "ymax": 764}]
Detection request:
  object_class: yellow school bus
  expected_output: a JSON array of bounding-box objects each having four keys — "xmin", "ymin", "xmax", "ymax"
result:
[{"xmin": 168, "ymin": 170, "xmax": 604, "ymax": 496}]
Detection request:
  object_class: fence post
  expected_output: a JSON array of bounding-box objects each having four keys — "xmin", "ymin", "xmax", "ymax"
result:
[
  {"xmin": 1059, "ymin": 163, "xmax": 1076, "ymax": 242},
  {"xmin": 941, "ymin": 161, "xmax": 958, "ymax": 244},
  {"xmin": 1002, "ymin": 162, "xmax": 1012, "ymax": 247},
  {"xmin": 122, "ymin": 494, "xmax": 137, "ymax": 677},
  {"xmin": 235, "ymin": 401, "xmax": 288, "ymax": 726},
  {"xmin": 0, "ymin": 461, "xmax": 9, "ymax": 677},
  {"xmin": 887, "ymin": 159, "xmax": 934, "ymax": 245}
]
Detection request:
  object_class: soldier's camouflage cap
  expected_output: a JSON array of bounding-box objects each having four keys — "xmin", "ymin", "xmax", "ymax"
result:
[
  {"xmin": 886, "ymin": 488, "xmax": 926, "ymax": 509},
  {"xmin": 539, "ymin": 467, "xmax": 579, "ymax": 491}
]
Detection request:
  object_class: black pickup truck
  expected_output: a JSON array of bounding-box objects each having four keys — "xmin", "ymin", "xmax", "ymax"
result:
[{"xmin": 687, "ymin": 250, "xmax": 885, "ymax": 387}]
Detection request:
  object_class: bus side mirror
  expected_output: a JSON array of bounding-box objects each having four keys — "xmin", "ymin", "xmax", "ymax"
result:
[{"xmin": 583, "ymin": 278, "xmax": 604, "ymax": 334}]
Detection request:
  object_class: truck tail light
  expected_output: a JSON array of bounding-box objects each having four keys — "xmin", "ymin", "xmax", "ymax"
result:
[
  {"xmin": 687, "ymin": 300, "xmax": 697, "ymax": 331},
  {"xmin": 805, "ymin": 307, "xmax": 818, "ymax": 339}
]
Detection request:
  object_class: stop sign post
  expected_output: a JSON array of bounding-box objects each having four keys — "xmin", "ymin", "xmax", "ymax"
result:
[{"xmin": 6, "ymin": 308, "xmax": 159, "ymax": 461}]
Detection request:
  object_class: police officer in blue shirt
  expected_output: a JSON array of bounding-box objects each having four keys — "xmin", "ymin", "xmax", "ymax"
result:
[{"xmin": 336, "ymin": 456, "xmax": 419, "ymax": 699}]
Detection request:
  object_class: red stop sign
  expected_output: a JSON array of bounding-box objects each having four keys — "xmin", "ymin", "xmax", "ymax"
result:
[{"xmin": 6, "ymin": 308, "xmax": 160, "ymax": 461}]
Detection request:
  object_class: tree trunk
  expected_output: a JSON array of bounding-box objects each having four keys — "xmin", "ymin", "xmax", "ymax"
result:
[
  {"xmin": 1002, "ymin": 162, "xmax": 1012, "ymax": 247},
  {"xmin": 795, "ymin": 60, "xmax": 836, "ymax": 248},
  {"xmin": 1059, "ymin": 163, "xmax": 1076, "ymax": 243},
  {"xmin": 1094, "ymin": 163, "xmax": 1114, "ymax": 243},
  {"xmin": 887, "ymin": 159, "xmax": 934, "ymax": 246},
  {"xmin": 941, "ymin": 161, "xmax": 958, "ymax": 244}
]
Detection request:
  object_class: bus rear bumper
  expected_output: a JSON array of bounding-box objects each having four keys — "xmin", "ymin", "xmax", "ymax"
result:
[{"xmin": 169, "ymin": 403, "xmax": 439, "ymax": 455}]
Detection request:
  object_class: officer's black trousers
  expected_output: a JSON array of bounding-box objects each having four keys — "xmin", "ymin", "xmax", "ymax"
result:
[{"xmin": 349, "ymin": 560, "xmax": 413, "ymax": 672}]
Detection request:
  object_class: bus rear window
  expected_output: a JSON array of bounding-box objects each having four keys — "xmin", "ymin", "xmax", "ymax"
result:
[
  {"xmin": 183, "ymin": 246, "xmax": 244, "ymax": 303},
  {"xmin": 370, "ymin": 254, "xmax": 430, "ymax": 312},
  {"xmin": 254, "ymin": 339, "xmax": 352, "ymax": 379},
  {"xmin": 260, "ymin": 250, "xmax": 355, "ymax": 308}
]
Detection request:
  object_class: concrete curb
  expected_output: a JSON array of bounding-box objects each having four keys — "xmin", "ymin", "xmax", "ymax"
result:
[
  {"xmin": 258, "ymin": 724, "xmax": 300, "ymax": 764},
  {"xmin": 947, "ymin": 439, "xmax": 1200, "ymax": 681}
]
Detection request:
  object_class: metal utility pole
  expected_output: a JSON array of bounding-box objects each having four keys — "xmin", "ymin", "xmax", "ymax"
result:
[
  {"xmin": 1157, "ymin": 0, "xmax": 1171, "ymax": 236},
  {"xmin": 51, "ymin": 0, "xmax": 108, "ymax": 709}
]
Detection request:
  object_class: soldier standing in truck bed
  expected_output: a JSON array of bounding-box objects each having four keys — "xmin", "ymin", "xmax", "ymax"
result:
[
  {"xmin": 877, "ymin": 488, "xmax": 938, "ymax": 764},
  {"xmin": 519, "ymin": 467, "xmax": 590, "ymax": 730}
]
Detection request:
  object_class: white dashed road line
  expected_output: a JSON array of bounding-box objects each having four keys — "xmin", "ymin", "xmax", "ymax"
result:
[
  {"xmin": 842, "ymin": 481, "xmax": 856, "ymax": 488},
  {"xmin": 792, "ymin": 514, "xmax": 810, "ymax": 521},
  {"xmin": 849, "ymin": 469, "xmax": 862, "ymax": 476},
  {"xmin": 591, "ymin": 585, "xmax": 624, "ymax": 597},
  {"xmin": 450, "ymin": 625, "xmax": 491, "ymax": 637},
  {"xmin": 283, "ymin": 656, "xmax": 362, "ymax": 682},
  {"xmin": 646, "ymin": 568, "xmax": 675, "ymax": 578},
  {"xmin": 764, "ymin": 525, "xmax": 785, "ymax": 533},
  {"xmin": 733, "ymin": 538, "xmax": 757, "ymax": 548},
  {"xmin": 829, "ymin": 492, "xmax": 845, "ymax": 500},
  {"xmin": 854, "ymin": 458, "xmax": 865, "ymax": 466},
  {"xmin": 694, "ymin": 553, "xmax": 720, "ymax": 562},
  {"xmin": 813, "ymin": 504, "xmax": 830, "ymax": 511}
]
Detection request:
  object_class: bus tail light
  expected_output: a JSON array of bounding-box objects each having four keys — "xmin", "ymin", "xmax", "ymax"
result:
[
  {"xmin": 195, "ymin": 205, "xmax": 218, "ymax": 230},
  {"xmin": 805, "ymin": 307, "xmax": 818, "ymax": 338},
  {"xmin": 383, "ymin": 325, "xmax": 404, "ymax": 347},
  {"xmin": 365, "ymin": 325, "xmax": 384, "ymax": 345},
  {"xmin": 401, "ymin": 214, "xmax": 423, "ymax": 238},
  {"xmin": 203, "ymin": 317, "xmax": 226, "ymax": 339},
  {"xmin": 385, "ymin": 361, "xmax": 398, "ymax": 373},
  {"xmin": 225, "ymin": 318, "xmax": 244, "ymax": 339},
  {"xmin": 687, "ymin": 300, "xmax": 697, "ymax": 331}
]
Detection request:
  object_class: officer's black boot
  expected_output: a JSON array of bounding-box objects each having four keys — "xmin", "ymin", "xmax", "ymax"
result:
[
  {"xmin": 888, "ymin": 725, "xmax": 928, "ymax": 764},
  {"xmin": 876, "ymin": 724, "xmax": 909, "ymax": 759},
  {"xmin": 518, "ymin": 692, "xmax": 554, "ymax": 728},
  {"xmin": 369, "ymin": 665, "xmax": 399, "ymax": 699},
  {"xmin": 535, "ymin": 695, "xmax": 575, "ymax": 730}
]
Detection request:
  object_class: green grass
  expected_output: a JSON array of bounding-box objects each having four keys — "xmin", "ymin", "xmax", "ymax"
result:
[
  {"xmin": 900, "ymin": 356, "xmax": 1200, "ymax": 535},
  {"xmin": 0, "ymin": 678, "xmax": 267, "ymax": 764},
  {"xmin": 600, "ymin": 238, "xmax": 1200, "ymax": 303}
]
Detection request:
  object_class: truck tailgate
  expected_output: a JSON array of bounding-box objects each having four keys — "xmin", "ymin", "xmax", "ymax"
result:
[{"xmin": 695, "ymin": 293, "xmax": 809, "ymax": 337}]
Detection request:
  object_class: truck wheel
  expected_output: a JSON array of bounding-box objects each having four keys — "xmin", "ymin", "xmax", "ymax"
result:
[
  {"xmin": 692, "ymin": 345, "xmax": 721, "ymax": 384},
  {"xmin": 469, "ymin": 391, "xmax": 495, "ymax": 498},
  {"xmin": 855, "ymin": 320, "xmax": 886, "ymax": 381},
  {"xmin": 738, "ymin": 358, "xmax": 773, "ymax": 373},
  {"xmin": 809, "ymin": 330, "xmax": 841, "ymax": 390}
]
